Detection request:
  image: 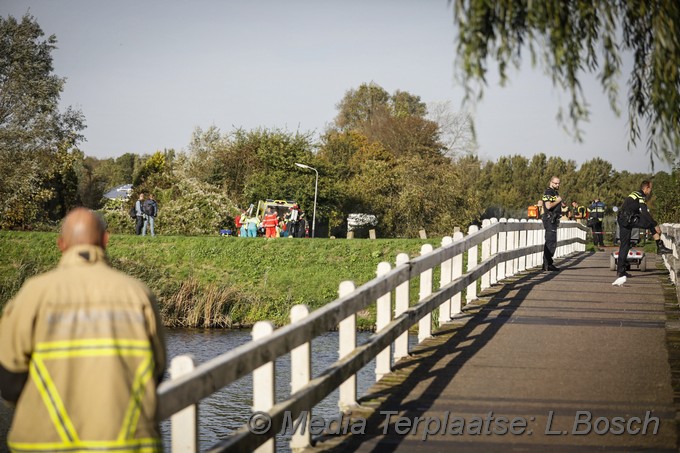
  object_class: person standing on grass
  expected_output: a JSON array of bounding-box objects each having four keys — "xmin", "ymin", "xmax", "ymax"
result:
[
  {"xmin": 135, "ymin": 192, "xmax": 145, "ymax": 235},
  {"xmin": 246, "ymin": 213, "xmax": 259, "ymax": 237},
  {"xmin": 263, "ymin": 207, "xmax": 278, "ymax": 238},
  {"xmin": 142, "ymin": 193, "xmax": 158, "ymax": 237}
]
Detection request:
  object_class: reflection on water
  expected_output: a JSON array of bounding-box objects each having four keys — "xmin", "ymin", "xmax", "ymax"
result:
[{"xmin": 161, "ymin": 328, "xmax": 414, "ymax": 451}]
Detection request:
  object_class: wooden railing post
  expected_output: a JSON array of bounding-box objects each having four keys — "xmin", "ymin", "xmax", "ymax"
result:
[
  {"xmin": 466, "ymin": 225, "xmax": 478, "ymax": 303},
  {"xmin": 535, "ymin": 220, "xmax": 545, "ymax": 266},
  {"xmin": 497, "ymin": 218, "xmax": 507, "ymax": 281},
  {"xmin": 519, "ymin": 219, "xmax": 528, "ymax": 272},
  {"xmin": 490, "ymin": 218, "xmax": 499, "ymax": 285},
  {"xmin": 513, "ymin": 219, "xmax": 521, "ymax": 272},
  {"xmin": 439, "ymin": 236, "xmax": 453, "ymax": 326},
  {"xmin": 531, "ymin": 220, "xmax": 540, "ymax": 267},
  {"xmin": 290, "ymin": 305, "xmax": 311, "ymax": 451},
  {"xmin": 394, "ymin": 253, "xmax": 410, "ymax": 361},
  {"xmin": 581, "ymin": 224, "xmax": 588, "ymax": 252},
  {"xmin": 557, "ymin": 224, "xmax": 565, "ymax": 257},
  {"xmin": 171, "ymin": 355, "xmax": 198, "ymax": 453},
  {"xmin": 481, "ymin": 219, "xmax": 492, "ymax": 291},
  {"xmin": 506, "ymin": 219, "xmax": 516, "ymax": 277},
  {"xmin": 376, "ymin": 262, "xmax": 392, "ymax": 381},
  {"xmin": 451, "ymin": 232, "xmax": 464, "ymax": 316},
  {"xmin": 338, "ymin": 281, "xmax": 357, "ymax": 410},
  {"xmin": 418, "ymin": 244, "xmax": 433, "ymax": 343},
  {"xmin": 252, "ymin": 321, "xmax": 275, "ymax": 453}
]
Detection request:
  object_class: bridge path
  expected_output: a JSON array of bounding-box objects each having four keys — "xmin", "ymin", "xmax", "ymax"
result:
[{"xmin": 315, "ymin": 251, "xmax": 679, "ymax": 452}]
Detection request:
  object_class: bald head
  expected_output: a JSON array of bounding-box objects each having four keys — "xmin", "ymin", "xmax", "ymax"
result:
[{"xmin": 58, "ymin": 207, "xmax": 109, "ymax": 253}]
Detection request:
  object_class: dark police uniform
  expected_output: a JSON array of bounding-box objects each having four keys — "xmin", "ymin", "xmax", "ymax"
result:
[
  {"xmin": 588, "ymin": 200, "xmax": 606, "ymax": 246},
  {"xmin": 542, "ymin": 186, "xmax": 560, "ymax": 269},
  {"xmin": 615, "ymin": 190, "xmax": 656, "ymax": 276}
]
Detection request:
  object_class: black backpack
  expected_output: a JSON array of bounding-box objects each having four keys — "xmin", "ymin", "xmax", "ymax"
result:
[
  {"xmin": 128, "ymin": 205, "xmax": 137, "ymax": 219},
  {"xmin": 143, "ymin": 199, "xmax": 155, "ymax": 216}
]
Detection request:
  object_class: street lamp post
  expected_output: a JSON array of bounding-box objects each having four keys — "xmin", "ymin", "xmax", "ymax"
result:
[{"xmin": 294, "ymin": 162, "xmax": 318, "ymax": 238}]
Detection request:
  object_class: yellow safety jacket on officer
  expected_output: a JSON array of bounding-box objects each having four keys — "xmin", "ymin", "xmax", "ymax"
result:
[{"xmin": 0, "ymin": 244, "xmax": 166, "ymax": 453}]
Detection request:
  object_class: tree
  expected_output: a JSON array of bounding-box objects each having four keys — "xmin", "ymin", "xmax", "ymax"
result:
[
  {"xmin": 652, "ymin": 168, "xmax": 680, "ymax": 224},
  {"xmin": 335, "ymin": 82, "xmax": 391, "ymax": 130},
  {"xmin": 427, "ymin": 101, "xmax": 477, "ymax": 158},
  {"xmin": 573, "ymin": 158, "xmax": 614, "ymax": 202},
  {"xmin": 391, "ymin": 90, "xmax": 427, "ymax": 118},
  {"xmin": 133, "ymin": 150, "xmax": 166, "ymax": 186},
  {"xmin": 0, "ymin": 14, "xmax": 85, "ymax": 229},
  {"xmin": 78, "ymin": 156, "xmax": 109, "ymax": 209},
  {"xmin": 334, "ymin": 83, "xmax": 445, "ymax": 160},
  {"xmin": 185, "ymin": 125, "xmax": 226, "ymax": 185},
  {"xmin": 452, "ymin": 1, "xmax": 680, "ymax": 166}
]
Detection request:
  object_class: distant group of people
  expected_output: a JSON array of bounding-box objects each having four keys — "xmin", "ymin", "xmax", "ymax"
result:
[
  {"xmin": 134, "ymin": 192, "xmax": 159, "ymax": 236},
  {"xmin": 233, "ymin": 204, "xmax": 308, "ymax": 238},
  {"xmin": 540, "ymin": 176, "xmax": 671, "ymax": 284}
]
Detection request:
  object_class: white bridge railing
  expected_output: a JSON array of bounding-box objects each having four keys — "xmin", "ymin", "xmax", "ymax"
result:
[
  {"xmin": 661, "ymin": 223, "xmax": 680, "ymax": 299},
  {"xmin": 157, "ymin": 218, "xmax": 588, "ymax": 452}
]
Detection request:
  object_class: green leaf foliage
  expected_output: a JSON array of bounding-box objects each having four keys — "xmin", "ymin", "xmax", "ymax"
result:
[
  {"xmin": 452, "ymin": 0, "xmax": 680, "ymax": 166},
  {"xmin": 102, "ymin": 175, "xmax": 238, "ymax": 236},
  {"xmin": 0, "ymin": 14, "xmax": 86, "ymax": 229}
]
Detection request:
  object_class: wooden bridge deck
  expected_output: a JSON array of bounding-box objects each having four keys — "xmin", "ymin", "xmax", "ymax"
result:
[{"xmin": 314, "ymin": 251, "xmax": 680, "ymax": 452}]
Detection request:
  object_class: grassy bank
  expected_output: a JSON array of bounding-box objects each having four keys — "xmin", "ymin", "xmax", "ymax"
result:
[{"xmin": 0, "ymin": 231, "xmax": 438, "ymax": 329}]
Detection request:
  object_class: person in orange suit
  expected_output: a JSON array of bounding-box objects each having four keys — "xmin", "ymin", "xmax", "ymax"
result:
[{"xmin": 263, "ymin": 207, "xmax": 279, "ymax": 238}]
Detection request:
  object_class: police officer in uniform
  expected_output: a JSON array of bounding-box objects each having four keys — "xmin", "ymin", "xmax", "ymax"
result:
[
  {"xmin": 588, "ymin": 197, "xmax": 606, "ymax": 249},
  {"xmin": 613, "ymin": 180, "xmax": 672, "ymax": 285},
  {"xmin": 541, "ymin": 176, "xmax": 562, "ymax": 271},
  {"xmin": 570, "ymin": 200, "xmax": 586, "ymax": 224}
]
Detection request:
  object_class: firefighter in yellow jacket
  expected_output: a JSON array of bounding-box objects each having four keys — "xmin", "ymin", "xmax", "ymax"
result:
[{"xmin": 0, "ymin": 208, "xmax": 166, "ymax": 452}]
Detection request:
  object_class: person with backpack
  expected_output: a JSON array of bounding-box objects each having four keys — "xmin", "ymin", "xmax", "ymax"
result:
[
  {"xmin": 142, "ymin": 193, "xmax": 158, "ymax": 237},
  {"xmin": 134, "ymin": 193, "xmax": 145, "ymax": 235}
]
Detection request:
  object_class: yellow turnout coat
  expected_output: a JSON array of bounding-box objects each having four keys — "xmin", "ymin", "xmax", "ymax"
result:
[{"xmin": 0, "ymin": 245, "xmax": 166, "ymax": 452}]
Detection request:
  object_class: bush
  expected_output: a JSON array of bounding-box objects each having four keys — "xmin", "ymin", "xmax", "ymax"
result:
[
  {"xmin": 100, "ymin": 177, "xmax": 239, "ymax": 236},
  {"xmin": 156, "ymin": 177, "xmax": 238, "ymax": 235}
]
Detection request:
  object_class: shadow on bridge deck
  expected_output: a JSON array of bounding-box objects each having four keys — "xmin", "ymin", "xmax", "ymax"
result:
[{"xmin": 312, "ymin": 251, "xmax": 680, "ymax": 452}]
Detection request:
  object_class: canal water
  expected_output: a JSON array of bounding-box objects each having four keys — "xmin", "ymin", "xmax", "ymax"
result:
[{"xmin": 161, "ymin": 328, "xmax": 416, "ymax": 451}]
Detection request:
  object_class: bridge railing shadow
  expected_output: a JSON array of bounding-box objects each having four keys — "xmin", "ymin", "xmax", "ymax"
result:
[
  {"xmin": 157, "ymin": 219, "xmax": 590, "ymax": 452},
  {"xmin": 321, "ymin": 253, "xmax": 592, "ymax": 452}
]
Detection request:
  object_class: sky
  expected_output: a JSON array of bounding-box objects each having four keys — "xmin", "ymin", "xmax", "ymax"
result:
[{"xmin": 2, "ymin": 0, "xmax": 671, "ymax": 174}]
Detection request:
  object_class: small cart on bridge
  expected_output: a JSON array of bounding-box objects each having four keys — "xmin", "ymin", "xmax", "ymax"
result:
[{"xmin": 610, "ymin": 223, "xmax": 647, "ymax": 272}]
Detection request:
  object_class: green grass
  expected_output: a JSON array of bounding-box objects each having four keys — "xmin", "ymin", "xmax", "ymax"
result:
[{"xmin": 0, "ymin": 231, "xmax": 439, "ymax": 329}]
